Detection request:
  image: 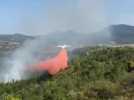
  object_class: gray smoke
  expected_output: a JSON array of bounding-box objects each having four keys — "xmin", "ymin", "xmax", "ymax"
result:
[
  {"xmin": 1, "ymin": 38, "xmax": 60, "ymax": 82},
  {"xmin": 0, "ymin": 0, "xmax": 111, "ymax": 82},
  {"xmin": 18, "ymin": 0, "xmax": 109, "ymax": 35}
]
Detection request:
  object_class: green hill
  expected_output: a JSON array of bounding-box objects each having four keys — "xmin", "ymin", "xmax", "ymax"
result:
[
  {"xmin": 0, "ymin": 47, "xmax": 134, "ymax": 100},
  {"xmin": 110, "ymin": 24, "xmax": 134, "ymax": 44}
]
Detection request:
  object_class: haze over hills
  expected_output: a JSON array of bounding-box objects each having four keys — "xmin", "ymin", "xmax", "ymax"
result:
[
  {"xmin": 0, "ymin": 31, "xmax": 109, "ymax": 50},
  {"xmin": 0, "ymin": 33, "xmax": 34, "ymax": 43},
  {"xmin": 37, "ymin": 30, "xmax": 110, "ymax": 48},
  {"xmin": 0, "ymin": 24, "xmax": 134, "ymax": 50},
  {"xmin": 0, "ymin": 33, "xmax": 34, "ymax": 50},
  {"xmin": 36, "ymin": 24, "xmax": 134, "ymax": 46}
]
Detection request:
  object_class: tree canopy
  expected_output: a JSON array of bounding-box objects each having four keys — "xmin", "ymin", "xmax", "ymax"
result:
[{"xmin": 0, "ymin": 47, "xmax": 134, "ymax": 100}]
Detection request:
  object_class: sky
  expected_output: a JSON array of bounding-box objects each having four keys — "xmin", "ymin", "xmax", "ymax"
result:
[{"xmin": 0, "ymin": 0, "xmax": 134, "ymax": 35}]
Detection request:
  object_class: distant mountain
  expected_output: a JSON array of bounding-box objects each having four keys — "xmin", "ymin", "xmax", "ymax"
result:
[
  {"xmin": 44, "ymin": 24, "xmax": 134, "ymax": 46},
  {"xmin": 0, "ymin": 33, "xmax": 34, "ymax": 43},
  {"xmin": 0, "ymin": 33, "xmax": 34, "ymax": 50},
  {"xmin": 0, "ymin": 31, "xmax": 110, "ymax": 47},
  {"xmin": 110, "ymin": 24, "xmax": 134, "ymax": 44},
  {"xmin": 37, "ymin": 30, "xmax": 110, "ymax": 49},
  {"xmin": 0, "ymin": 24, "xmax": 133, "ymax": 50}
]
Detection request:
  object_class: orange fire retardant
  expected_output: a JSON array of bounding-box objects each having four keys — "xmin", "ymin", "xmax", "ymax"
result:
[{"xmin": 33, "ymin": 48, "xmax": 68, "ymax": 75}]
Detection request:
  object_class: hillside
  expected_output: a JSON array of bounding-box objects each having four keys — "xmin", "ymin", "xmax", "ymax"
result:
[
  {"xmin": 0, "ymin": 47, "xmax": 134, "ymax": 100},
  {"xmin": 0, "ymin": 24, "xmax": 134, "ymax": 50},
  {"xmin": 0, "ymin": 33, "xmax": 34, "ymax": 51},
  {"xmin": 0, "ymin": 33, "xmax": 34, "ymax": 43},
  {"xmin": 110, "ymin": 24, "xmax": 134, "ymax": 44},
  {"xmin": 36, "ymin": 24, "xmax": 134, "ymax": 46},
  {"xmin": 37, "ymin": 30, "xmax": 110, "ymax": 48}
]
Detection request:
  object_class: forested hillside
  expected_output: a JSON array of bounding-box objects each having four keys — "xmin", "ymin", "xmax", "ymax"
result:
[
  {"xmin": 0, "ymin": 47, "xmax": 134, "ymax": 100},
  {"xmin": 110, "ymin": 24, "xmax": 134, "ymax": 43}
]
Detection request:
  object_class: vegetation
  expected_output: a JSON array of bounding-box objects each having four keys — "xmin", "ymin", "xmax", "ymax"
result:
[{"xmin": 0, "ymin": 47, "xmax": 134, "ymax": 100}]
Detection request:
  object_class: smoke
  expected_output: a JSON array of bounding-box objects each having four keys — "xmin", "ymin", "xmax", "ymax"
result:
[
  {"xmin": 18, "ymin": 0, "xmax": 108, "ymax": 35},
  {"xmin": 0, "ymin": 0, "xmax": 111, "ymax": 82},
  {"xmin": 1, "ymin": 37, "xmax": 59, "ymax": 82},
  {"xmin": 41, "ymin": 0, "xmax": 111, "ymax": 46},
  {"xmin": 2, "ymin": 39, "xmax": 37, "ymax": 82}
]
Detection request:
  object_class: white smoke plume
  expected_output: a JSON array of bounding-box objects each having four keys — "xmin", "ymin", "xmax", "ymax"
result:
[
  {"xmin": 0, "ymin": 0, "xmax": 110, "ymax": 82},
  {"xmin": 2, "ymin": 38, "xmax": 59, "ymax": 82}
]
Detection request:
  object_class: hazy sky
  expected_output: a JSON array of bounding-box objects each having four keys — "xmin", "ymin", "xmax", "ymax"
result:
[{"xmin": 0, "ymin": 0, "xmax": 133, "ymax": 35}]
